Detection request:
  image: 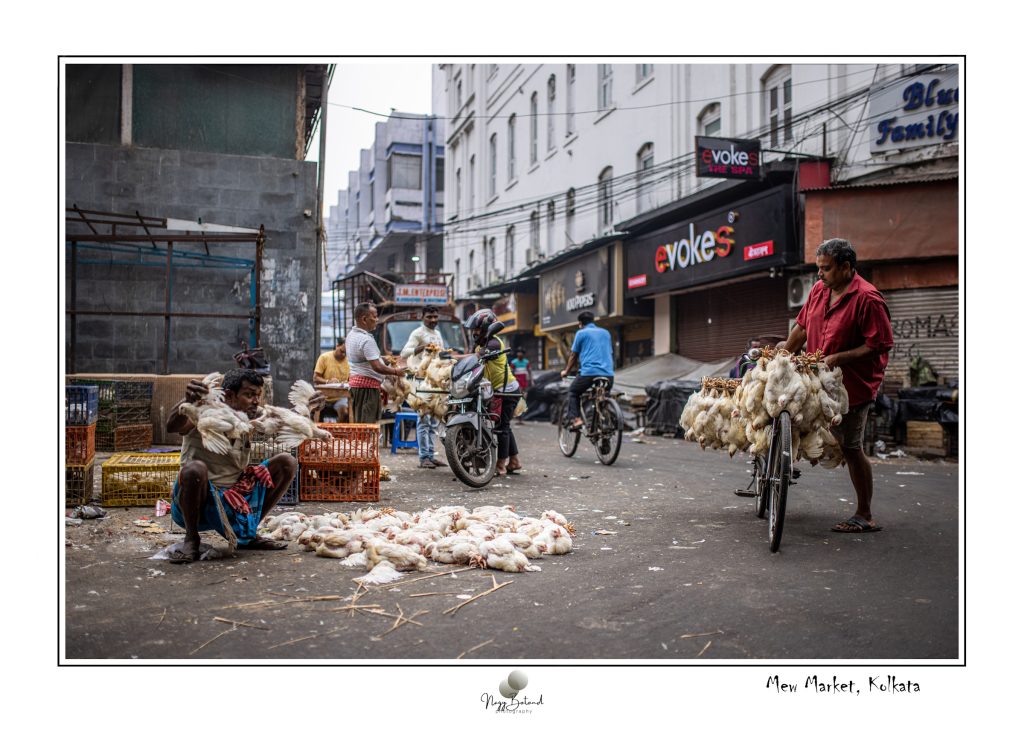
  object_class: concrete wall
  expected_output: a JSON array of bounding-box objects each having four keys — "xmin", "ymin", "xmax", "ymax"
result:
[{"xmin": 66, "ymin": 142, "xmax": 320, "ymax": 405}]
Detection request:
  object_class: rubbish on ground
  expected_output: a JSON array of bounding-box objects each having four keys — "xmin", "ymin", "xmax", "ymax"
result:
[
  {"xmin": 648, "ymin": 567, "xmax": 664, "ymax": 572},
  {"xmin": 593, "ymin": 530, "xmax": 617, "ymax": 535},
  {"xmin": 70, "ymin": 505, "xmax": 107, "ymax": 520},
  {"xmin": 896, "ymin": 471, "xmax": 925, "ymax": 476},
  {"xmin": 65, "ymin": 517, "xmax": 83, "ymax": 526},
  {"xmin": 155, "ymin": 499, "xmax": 171, "ymax": 517},
  {"xmin": 150, "ymin": 541, "xmax": 228, "ymax": 561}
]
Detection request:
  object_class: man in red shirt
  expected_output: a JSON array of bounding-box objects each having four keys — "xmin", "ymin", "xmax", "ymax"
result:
[{"xmin": 782, "ymin": 238, "xmax": 894, "ymax": 533}]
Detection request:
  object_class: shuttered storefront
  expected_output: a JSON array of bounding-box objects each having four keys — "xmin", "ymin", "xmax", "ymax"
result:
[
  {"xmin": 675, "ymin": 276, "xmax": 792, "ymax": 362},
  {"xmin": 882, "ymin": 287, "xmax": 960, "ymax": 393}
]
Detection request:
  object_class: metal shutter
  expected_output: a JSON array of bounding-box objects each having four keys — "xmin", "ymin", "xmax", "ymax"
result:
[{"xmin": 882, "ymin": 287, "xmax": 960, "ymax": 392}]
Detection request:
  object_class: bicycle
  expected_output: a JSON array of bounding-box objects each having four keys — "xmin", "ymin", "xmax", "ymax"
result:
[
  {"xmin": 749, "ymin": 410, "xmax": 796, "ymax": 553},
  {"xmin": 556, "ymin": 377, "xmax": 623, "ymax": 466}
]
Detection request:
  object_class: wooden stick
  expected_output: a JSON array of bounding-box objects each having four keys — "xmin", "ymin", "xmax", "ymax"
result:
[
  {"xmin": 409, "ymin": 591, "xmax": 463, "ymax": 597},
  {"xmin": 369, "ymin": 567, "xmax": 475, "ymax": 589},
  {"xmin": 456, "ymin": 638, "xmax": 494, "ymax": 659},
  {"xmin": 156, "ymin": 607, "xmax": 167, "ymax": 627},
  {"xmin": 696, "ymin": 640, "xmax": 712, "ymax": 657},
  {"xmin": 679, "ymin": 629, "xmax": 724, "ymax": 640},
  {"xmin": 189, "ymin": 626, "xmax": 235, "ymax": 656},
  {"xmin": 213, "ymin": 599, "xmax": 278, "ymax": 611},
  {"xmin": 267, "ymin": 629, "xmax": 345, "ymax": 650},
  {"xmin": 443, "ymin": 575, "xmax": 513, "ymax": 615},
  {"xmin": 326, "ymin": 602, "xmax": 383, "ymax": 614},
  {"xmin": 214, "ymin": 616, "xmax": 270, "ymax": 631}
]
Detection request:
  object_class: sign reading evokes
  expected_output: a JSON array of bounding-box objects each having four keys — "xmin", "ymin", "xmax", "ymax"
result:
[{"xmin": 695, "ymin": 136, "xmax": 761, "ymax": 179}]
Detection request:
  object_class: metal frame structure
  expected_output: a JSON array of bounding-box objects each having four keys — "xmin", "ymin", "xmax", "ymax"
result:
[
  {"xmin": 65, "ymin": 207, "xmax": 264, "ymax": 374},
  {"xmin": 330, "ymin": 271, "xmax": 455, "ymax": 343}
]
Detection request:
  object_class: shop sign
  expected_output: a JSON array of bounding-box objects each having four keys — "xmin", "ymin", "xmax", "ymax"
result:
[
  {"xmin": 540, "ymin": 248, "xmax": 611, "ymax": 329},
  {"xmin": 695, "ymin": 136, "xmax": 761, "ymax": 179},
  {"xmin": 625, "ymin": 187, "xmax": 793, "ymax": 296},
  {"xmin": 868, "ymin": 69, "xmax": 959, "ymax": 153},
  {"xmin": 395, "ymin": 283, "xmax": 449, "ymax": 305}
]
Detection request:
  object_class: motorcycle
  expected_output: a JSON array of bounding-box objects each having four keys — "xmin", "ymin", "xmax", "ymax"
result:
[{"xmin": 437, "ymin": 321, "xmax": 508, "ymax": 488}]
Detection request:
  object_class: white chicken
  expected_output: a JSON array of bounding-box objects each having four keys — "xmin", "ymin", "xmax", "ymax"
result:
[
  {"xmin": 179, "ymin": 372, "xmax": 254, "ymax": 455},
  {"xmin": 249, "ymin": 380, "xmax": 333, "ymax": 450},
  {"xmin": 365, "ymin": 538, "xmax": 428, "ymax": 572},
  {"xmin": 478, "ymin": 537, "xmax": 541, "ymax": 573},
  {"xmin": 425, "ymin": 534, "xmax": 485, "ymax": 567}
]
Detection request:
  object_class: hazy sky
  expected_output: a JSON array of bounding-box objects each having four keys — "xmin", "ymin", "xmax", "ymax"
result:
[{"xmin": 307, "ymin": 62, "xmax": 435, "ymax": 215}]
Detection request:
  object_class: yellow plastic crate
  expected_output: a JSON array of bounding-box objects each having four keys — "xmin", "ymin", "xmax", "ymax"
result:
[{"xmin": 101, "ymin": 452, "xmax": 180, "ymax": 507}]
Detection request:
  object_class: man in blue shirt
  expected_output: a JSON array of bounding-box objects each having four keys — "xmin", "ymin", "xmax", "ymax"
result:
[{"xmin": 560, "ymin": 311, "xmax": 615, "ymax": 430}]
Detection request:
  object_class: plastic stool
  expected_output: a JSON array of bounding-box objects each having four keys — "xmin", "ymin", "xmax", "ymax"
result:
[{"xmin": 391, "ymin": 412, "xmax": 419, "ymax": 454}]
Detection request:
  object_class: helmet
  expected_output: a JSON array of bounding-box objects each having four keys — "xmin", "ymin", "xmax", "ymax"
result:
[{"xmin": 463, "ymin": 308, "xmax": 498, "ymax": 332}]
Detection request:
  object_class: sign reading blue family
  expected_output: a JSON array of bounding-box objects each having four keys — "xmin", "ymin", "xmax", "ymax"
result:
[{"xmin": 868, "ymin": 69, "xmax": 959, "ymax": 153}]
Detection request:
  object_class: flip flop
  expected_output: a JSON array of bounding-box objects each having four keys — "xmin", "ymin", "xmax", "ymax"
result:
[
  {"xmin": 238, "ymin": 536, "xmax": 288, "ymax": 550},
  {"xmin": 831, "ymin": 516, "xmax": 882, "ymax": 533},
  {"xmin": 168, "ymin": 547, "xmax": 199, "ymax": 564}
]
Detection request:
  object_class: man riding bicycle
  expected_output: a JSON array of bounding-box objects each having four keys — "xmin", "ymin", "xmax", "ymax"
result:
[{"xmin": 560, "ymin": 311, "xmax": 614, "ymax": 431}]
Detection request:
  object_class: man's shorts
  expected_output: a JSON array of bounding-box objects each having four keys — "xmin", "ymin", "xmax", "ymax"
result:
[{"xmin": 831, "ymin": 402, "xmax": 872, "ymax": 451}]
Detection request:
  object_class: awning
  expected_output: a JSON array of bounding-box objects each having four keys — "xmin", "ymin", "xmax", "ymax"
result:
[{"xmin": 613, "ymin": 352, "xmax": 733, "ymax": 399}]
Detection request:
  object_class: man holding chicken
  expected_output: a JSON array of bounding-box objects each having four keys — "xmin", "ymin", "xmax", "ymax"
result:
[
  {"xmin": 781, "ymin": 239, "xmax": 893, "ymax": 534},
  {"xmin": 401, "ymin": 305, "xmax": 448, "ymax": 469}
]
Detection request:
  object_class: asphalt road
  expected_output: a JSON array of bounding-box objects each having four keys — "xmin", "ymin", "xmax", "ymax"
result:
[{"xmin": 64, "ymin": 420, "xmax": 960, "ymax": 661}]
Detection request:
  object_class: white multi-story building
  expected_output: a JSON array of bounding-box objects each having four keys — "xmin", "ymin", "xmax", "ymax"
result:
[{"xmin": 436, "ymin": 61, "xmax": 959, "ymax": 390}]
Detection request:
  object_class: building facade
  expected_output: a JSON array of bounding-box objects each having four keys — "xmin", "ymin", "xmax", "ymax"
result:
[
  {"xmin": 436, "ymin": 62, "xmax": 959, "ymax": 383},
  {"xmin": 65, "ymin": 63, "xmax": 327, "ymax": 405}
]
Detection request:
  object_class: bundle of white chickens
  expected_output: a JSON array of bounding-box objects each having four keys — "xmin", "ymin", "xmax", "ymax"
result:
[
  {"xmin": 405, "ymin": 343, "xmax": 454, "ymax": 420},
  {"xmin": 679, "ymin": 347, "xmax": 850, "ymax": 468},
  {"xmin": 258, "ymin": 504, "xmax": 575, "ymax": 585},
  {"xmin": 182, "ymin": 372, "xmax": 333, "ymax": 454},
  {"xmin": 380, "ymin": 355, "xmax": 414, "ymax": 412}
]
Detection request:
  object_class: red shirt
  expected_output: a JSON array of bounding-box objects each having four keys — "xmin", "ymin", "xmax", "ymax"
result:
[{"xmin": 796, "ymin": 272, "xmax": 893, "ymax": 406}]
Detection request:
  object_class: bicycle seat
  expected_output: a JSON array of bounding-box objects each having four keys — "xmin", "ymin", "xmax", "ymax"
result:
[{"xmin": 591, "ymin": 377, "xmax": 611, "ymax": 390}]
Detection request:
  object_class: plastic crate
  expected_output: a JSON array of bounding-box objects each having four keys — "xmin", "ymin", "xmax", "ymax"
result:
[
  {"xmin": 66, "ymin": 424, "xmax": 96, "ymax": 464},
  {"xmin": 70, "ymin": 379, "xmax": 154, "ymax": 406},
  {"xmin": 249, "ymin": 433, "xmax": 300, "ymax": 506},
  {"xmin": 65, "ymin": 459, "xmax": 96, "ymax": 507},
  {"xmin": 96, "ymin": 400, "xmax": 152, "ymax": 429},
  {"xmin": 299, "ymin": 464, "xmax": 380, "ymax": 502},
  {"xmin": 298, "ymin": 423, "xmax": 380, "ymax": 466},
  {"xmin": 101, "ymin": 452, "xmax": 180, "ymax": 507},
  {"xmin": 96, "ymin": 423, "xmax": 153, "ymax": 452},
  {"xmin": 65, "ymin": 385, "xmax": 99, "ymax": 426}
]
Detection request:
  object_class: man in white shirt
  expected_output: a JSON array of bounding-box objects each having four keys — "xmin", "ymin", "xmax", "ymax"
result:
[{"xmin": 401, "ymin": 305, "xmax": 447, "ymax": 469}]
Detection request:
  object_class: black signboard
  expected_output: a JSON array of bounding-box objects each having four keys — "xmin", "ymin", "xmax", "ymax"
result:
[
  {"xmin": 695, "ymin": 136, "xmax": 761, "ymax": 179},
  {"xmin": 625, "ymin": 187, "xmax": 794, "ymax": 297},
  {"xmin": 540, "ymin": 247, "xmax": 612, "ymax": 329}
]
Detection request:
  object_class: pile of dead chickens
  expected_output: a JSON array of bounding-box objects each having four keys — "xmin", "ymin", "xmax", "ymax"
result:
[
  {"xmin": 181, "ymin": 373, "xmax": 332, "ymax": 454},
  {"xmin": 257, "ymin": 505, "xmax": 575, "ymax": 584},
  {"xmin": 379, "ymin": 345, "xmax": 453, "ymax": 418},
  {"xmin": 679, "ymin": 347, "xmax": 850, "ymax": 467}
]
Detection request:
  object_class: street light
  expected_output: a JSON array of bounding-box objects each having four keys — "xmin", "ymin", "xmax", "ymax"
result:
[{"xmin": 411, "ymin": 255, "xmax": 421, "ymax": 262}]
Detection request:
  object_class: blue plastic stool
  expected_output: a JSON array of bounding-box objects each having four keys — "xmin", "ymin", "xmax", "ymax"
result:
[{"xmin": 391, "ymin": 412, "xmax": 419, "ymax": 454}]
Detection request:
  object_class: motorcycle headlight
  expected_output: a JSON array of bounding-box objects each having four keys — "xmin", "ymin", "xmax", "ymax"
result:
[
  {"xmin": 452, "ymin": 372, "xmax": 473, "ymax": 399},
  {"xmin": 480, "ymin": 381, "xmax": 494, "ymax": 400}
]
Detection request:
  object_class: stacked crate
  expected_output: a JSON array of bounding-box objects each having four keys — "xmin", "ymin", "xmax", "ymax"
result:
[
  {"xmin": 72, "ymin": 379, "xmax": 155, "ymax": 452},
  {"xmin": 65, "ymin": 385, "xmax": 99, "ymax": 506},
  {"xmin": 248, "ymin": 431, "xmax": 301, "ymax": 506},
  {"xmin": 101, "ymin": 452, "xmax": 180, "ymax": 507},
  {"xmin": 298, "ymin": 423, "xmax": 381, "ymax": 502}
]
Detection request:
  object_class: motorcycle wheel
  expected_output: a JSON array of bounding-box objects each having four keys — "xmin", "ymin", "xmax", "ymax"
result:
[{"xmin": 444, "ymin": 423, "xmax": 497, "ymax": 488}]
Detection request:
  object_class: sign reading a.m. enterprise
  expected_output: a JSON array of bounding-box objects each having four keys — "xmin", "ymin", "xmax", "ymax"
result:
[{"xmin": 625, "ymin": 187, "xmax": 794, "ymax": 296}]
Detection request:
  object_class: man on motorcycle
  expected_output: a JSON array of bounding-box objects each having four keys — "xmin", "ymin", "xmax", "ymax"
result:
[
  {"xmin": 560, "ymin": 311, "xmax": 615, "ymax": 431},
  {"xmin": 461, "ymin": 309, "xmax": 523, "ymax": 476}
]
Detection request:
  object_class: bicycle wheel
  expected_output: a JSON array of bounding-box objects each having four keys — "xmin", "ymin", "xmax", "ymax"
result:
[
  {"xmin": 557, "ymin": 402, "xmax": 580, "ymax": 457},
  {"xmin": 768, "ymin": 412, "xmax": 791, "ymax": 553},
  {"xmin": 754, "ymin": 455, "xmax": 769, "ymax": 518},
  {"xmin": 594, "ymin": 397, "xmax": 623, "ymax": 465}
]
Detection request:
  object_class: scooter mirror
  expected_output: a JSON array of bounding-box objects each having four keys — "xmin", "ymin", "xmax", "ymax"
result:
[{"xmin": 485, "ymin": 320, "xmax": 506, "ymax": 339}]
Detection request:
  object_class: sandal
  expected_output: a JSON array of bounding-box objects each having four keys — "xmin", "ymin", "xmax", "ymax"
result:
[
  {"xmin": 168, "ymin": 547, "xmax": 199, "ymax": 564},
  {"xmin": 830, "ymin": 516, "xmax": 882, "ymax": 533}
]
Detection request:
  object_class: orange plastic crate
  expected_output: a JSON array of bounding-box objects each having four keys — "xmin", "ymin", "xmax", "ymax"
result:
[
  {"xmin": 299, "ymin": 464, "xmax": 380, "ymax": 502},
  {"xmin": 66, "ymin": 424, "xmax": 96, "ymax": 465},
  {"xmin": 299, "ymin": 423, "xmax": 380, "ymax": 466}
]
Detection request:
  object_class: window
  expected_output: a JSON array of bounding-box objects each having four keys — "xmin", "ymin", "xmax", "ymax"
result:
[
  {"xmin": 565, "ymin": 188, "xmax": 576, "ymax": 245},
  {"xmin": 636, "ymin": 63, "xmax": 653, "ymax": 84},
  {"xmin": 598, "ymin": 64, "xmax": 613, "ymax": 110},
  {"xmin": 486, "ymin": 237, "xmax": 496, "ymax": 281},
  {"xmin": 546, "ymin": 200, "xmax": 556, "ymax": 255},
  {"xmin": 388, "ymin": 153, "xmax": 422, "ymax": 190},
  {"xmin": 489, "ymin": 64, "xmax": 498, "ymax": 78},
  {"xmin": 455, "ymin": 258, "xmax": 461, "ymax": 294},
  {"xmin": 598, "ymin": 167, "xmax": 614, "ymax": 232},
  {"xmin": 507, "ymin": 115, "xmax": 516, "ymax": 181},
  {"xmin": 435, "ymin": 157, "xmax": 444, "ymax": 191},
  {"xmin": 488, "ymin": 134, "xmax": 497, "ymax": 197},
  {"xmin": 636, "ymin": 143, "xmax": 654, "ymax": 214},
  {"xmin": 698, "ymin": 102, "xmax": 721, "ymax": 137},
  {"xmin": 529, "ymin": 210, "xmax": 540, "ymax": 259},
  {"xmin": 455, "ymin": 167, "xmax": 461, "ymax": 215},
  {"xmin": 529, "ymin": 92, "xmax": 538, "ymax": 165},
  {"xmin": 763, "ymin": 66, "xmax": 792, "ymax": 146},
  {"xmin": 468, "ymin": 250, "xmax": 475, "ymax": 291},
  {"xmin": 468, "ymin": 154, "xmax": 475, "ymax": 211},
  {"xmin": 456, "ymin": 76, "xmax": 463, "ymax": 109},
  {"xmin": 547, "ymin": 75, "xmax": 556, "ymax": 151},
  {"xmin": 566, "ymin": 64, "xmax": 576, "ymax": 136},
  {"xmin": 505, "ymin": 225, "xmax": 515, "ymax": 275}
]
